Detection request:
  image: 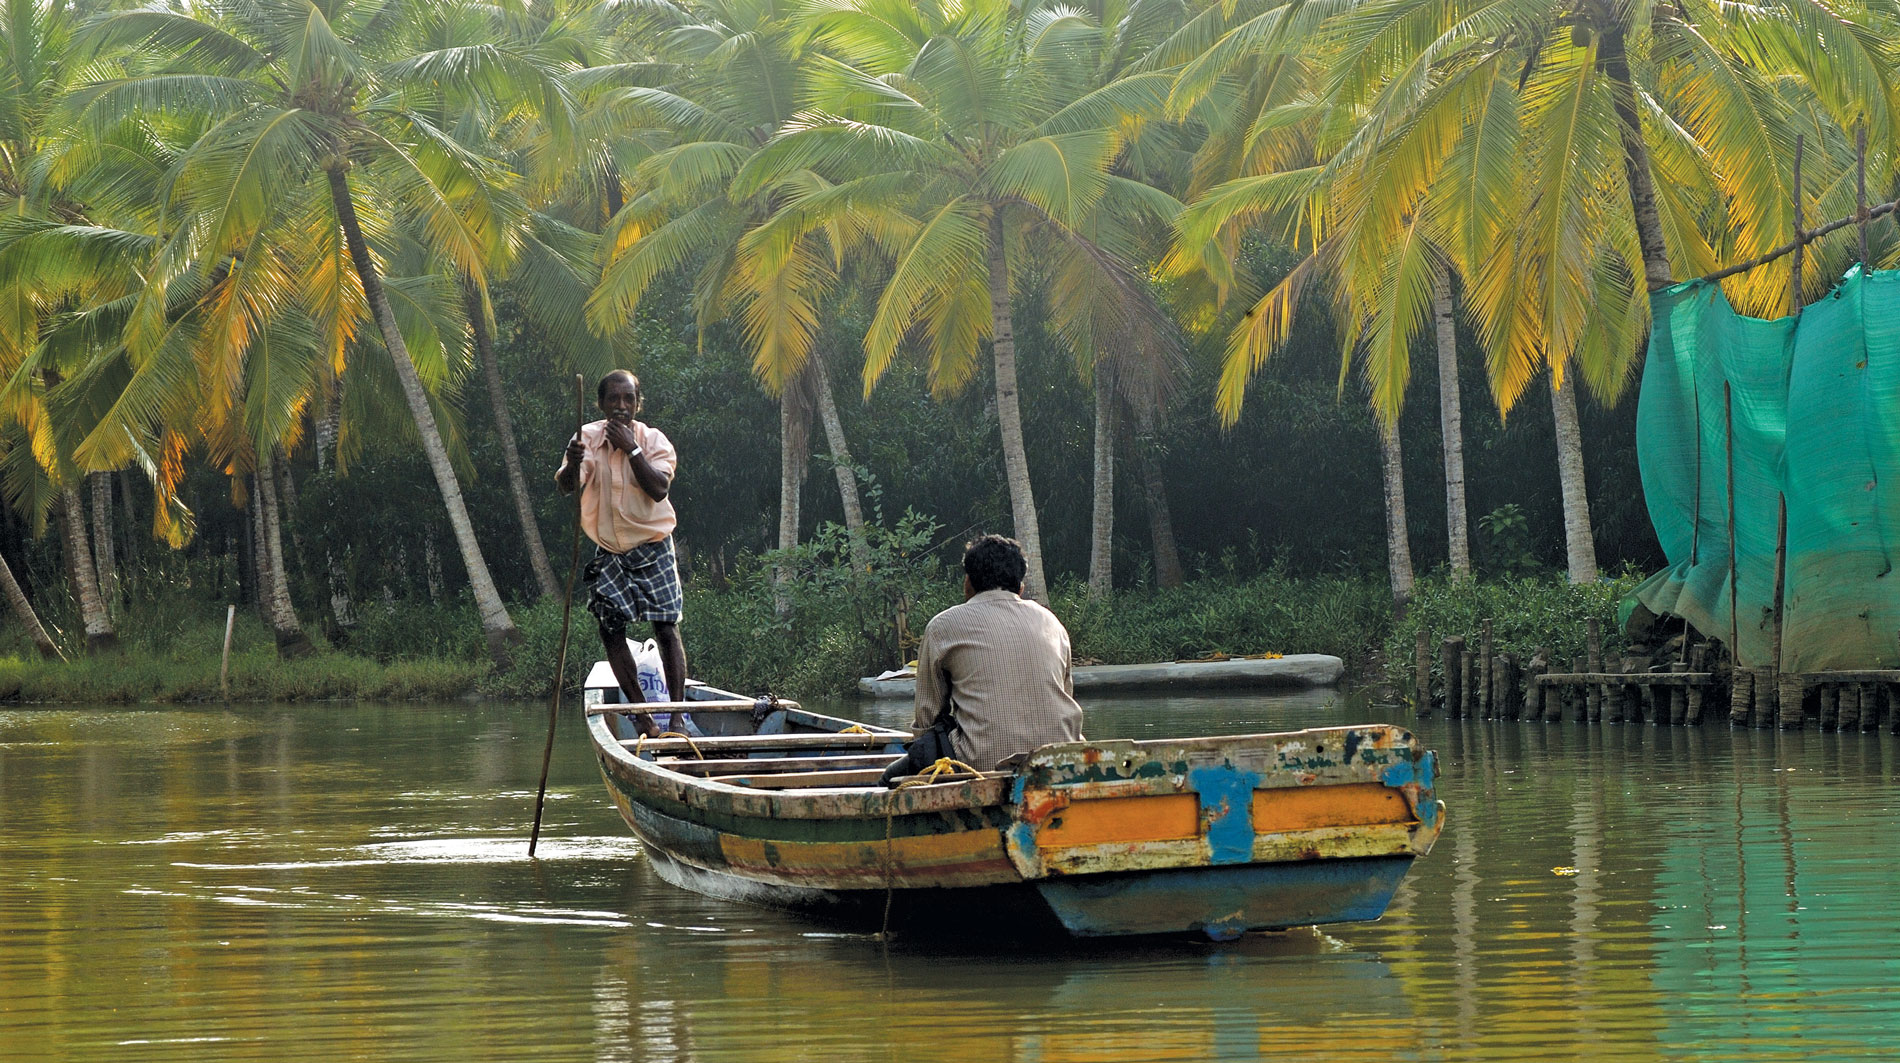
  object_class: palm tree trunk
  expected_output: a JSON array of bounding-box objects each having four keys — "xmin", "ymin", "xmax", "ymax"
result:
[
  {"xmin": 1087, "ymin": 364, "xmax": 1116, "ymax": 599},
  {"xmin": 1433, "ymin": 269, "xmax": 1472, "ymax": 581},
  {"xmin": 1379, "ymin": 420, "xmax": 1415, "ymax": 612},
  {"xmin": 986, "ymin": 211, "xmax": 1049, "ymax": 602},
  {"xmin": 274, "ymin": 444, "xmax": 311, "ymax": 593},
  {"xmin": 1130, "ymin": 409, "xmax": 1185, "ymax": 589},
  {"xmin": 326, "ymin": 166, "xmax": 519, "ymax": 664},
  {"xmin": 467, "ymin": 287, "xmax": 560, "ymax": 599},
  {"xmin": 1599, "ymin": 20, "xmax": 1674, "ymax": 294},
  {"xmin": 1550, "ymin": 369, "xmax": 1600, "ymax": 583},
  {"xmin": 60, "ymin": 485, "xmax": 116, "ymax": 653},
  {"xmin": 256, "ymin": 453, "xmax": 315, "ymax": 658},
  {"xmin": 314, "ymin": 396, "xmax": 356, "ymax": 631},
  {"xmin": 810, "ymin": 355, "xmax": 870, "ymax": 572},
  {"xmin": 89, "ymin": 472, "xmax": 119, "ymax": 615},
  {"xmin": 774, "ymin": 381, "xmax": 806, "ymax": 617},
  {"xmin": 0, "ymin": 548, "xmax": 62, "ymax": 660}
]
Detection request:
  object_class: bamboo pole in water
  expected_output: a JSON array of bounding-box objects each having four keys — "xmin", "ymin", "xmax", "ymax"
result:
[{"xmin": 530, "ymin": 376, "xmax": 589, "ymax": 857}]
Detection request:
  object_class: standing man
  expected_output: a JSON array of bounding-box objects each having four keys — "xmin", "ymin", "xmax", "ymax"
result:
[
  {"xmin": 556, "ymin": 370, "xmax": 687, "ymax": 738},
  {"xmin": 904, "ymin": 535, "xmax": 1084, "ymax": 774}
]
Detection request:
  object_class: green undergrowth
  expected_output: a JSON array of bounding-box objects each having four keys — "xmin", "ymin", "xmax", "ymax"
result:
[
  {"xmin": 0, "ymin": 564, "xmax": 1641, "ymax": 705},
  {"xmin": 1382, "ymin": 571, "xmax": 1643, "ymax": 702}
]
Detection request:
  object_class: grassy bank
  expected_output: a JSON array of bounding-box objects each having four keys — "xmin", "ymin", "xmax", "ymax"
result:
[{"xmin": 0, "ymin": 567, "xmax": 1635, "ymax": 705}]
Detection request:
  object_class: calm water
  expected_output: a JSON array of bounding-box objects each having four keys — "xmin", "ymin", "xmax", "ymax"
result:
[{"xmin": 4, "ymin": 689, "xmax": 1899, "ymax": 1062}]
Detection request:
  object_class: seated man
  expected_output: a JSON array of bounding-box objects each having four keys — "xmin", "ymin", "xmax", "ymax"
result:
[{"xmin": 891, "ymin": 535, "xmax": 1084, "ymax": 779}]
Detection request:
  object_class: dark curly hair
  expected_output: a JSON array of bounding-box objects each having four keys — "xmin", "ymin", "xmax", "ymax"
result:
[
  {"xmin": 597, "ymin": 369, "xmax": 642, "ymax": 411},
  {"xmin": 963, "ymin": 534, "xmax": 1027, "ymax": 594}
]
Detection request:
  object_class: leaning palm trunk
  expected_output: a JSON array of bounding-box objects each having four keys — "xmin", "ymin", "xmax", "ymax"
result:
[
  {"xmin": 90, "ymin": 473, "xmax": 119, "ymax": 615},
  {"xmin": 325, "ymin": 167, "xmax": 518, "ymax": 664},
  {"xmin": 1432, "ymin": 270, "xmax": 1472, "ymax": 581},
  {"xmin": 60, "ymin": 485, "xmax": 116, "ymax": 653},
  {"xmin": 1378, "ymin": 420, "xmax": 1416, "ymax": 613},
  {"xmin": 255, "ymin": 453, "xmax": 315, "ymax": 658},
  {"xmin": 0, "ymin": 548, "xmax": 62, "ymax": 660},
  {"xmin": 467, "ymin": 287, "xmax": 560, "ymax": 599},
  {"xmin": 1549, "ymin": 369, "xmax": 1600, "ymax": 583},
  {"xmin": 986, "ymin": 212, "xmax": 1049, "ymax": 603},
  {"xmin": 810, "ymin": 355, "xmax": 870, "ymax": 573},
  {"xmin": 1087, "ymin": 365, "xmax": 1116, "ymax": 600},
  {"xmin": 1600, "ymin": 22, "xmax": 1676, "ymax": 296}
]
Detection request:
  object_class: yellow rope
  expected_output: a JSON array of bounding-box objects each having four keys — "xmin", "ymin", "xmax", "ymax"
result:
[
  {"xmin": 878, "ymin": 757, "xmax": 982, "ymax": 942},
  {"xmin": 633, "ymin": 729, "xmax": 705, "ymax": 760},
  {"xmin": 894, "ymin": 757, "xmax": 983, "ymax": 788},
  {"xmin": 839, "ymin": 724, "xmax": 870, "ymax": 734}
]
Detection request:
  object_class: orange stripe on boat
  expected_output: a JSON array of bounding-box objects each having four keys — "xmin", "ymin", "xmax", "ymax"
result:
[
  {"xmin": 1251, "ymin": 782, "xmax": 1414, "ymax": 832},
  {"xmin": 1037, "ymin": 794, "xmax": 1200, "ymax": 847}
]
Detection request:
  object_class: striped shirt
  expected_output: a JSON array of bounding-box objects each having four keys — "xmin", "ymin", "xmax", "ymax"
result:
[{"xmin": 912, "ymin": 589, "xmax": 1085, "ymax": 770}]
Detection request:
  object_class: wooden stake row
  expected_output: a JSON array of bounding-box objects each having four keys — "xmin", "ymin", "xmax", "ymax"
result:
[{"xmin": 1407, "ymin": 618, "xmax": 1900, "ymax": 734}]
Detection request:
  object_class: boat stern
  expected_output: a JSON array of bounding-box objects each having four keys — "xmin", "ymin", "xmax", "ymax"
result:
[{"xmin": 1005, "ymin": 725, "xmax": 1444, "ymax": 939}]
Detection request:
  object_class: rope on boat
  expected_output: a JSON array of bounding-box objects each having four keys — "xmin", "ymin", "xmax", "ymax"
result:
[
  {"xmin": 633, "ymin": 730, "xmax": 706, "ymax": 760},
  {"xmin": 877, "ymin": 757, "xmax": 985, "ymax": 942},
  {"xmin": 894, "ymin": 758, "xmax": 982, "ymax": 787},
  {"xmin": 839, "ymin": 724, "xmax": 870, "ymax": 733}
]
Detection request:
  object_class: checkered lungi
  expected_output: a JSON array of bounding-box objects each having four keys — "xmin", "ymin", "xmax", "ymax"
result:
[{"xmin": 585, "ymin": 535, "xmax": 683, "ymax": 635}]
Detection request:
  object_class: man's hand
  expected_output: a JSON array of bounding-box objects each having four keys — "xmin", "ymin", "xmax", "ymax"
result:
[
  {"xmin": 603, "ymin": 418, "xmax": 640, "ymax": 453},
  {"xmin": 564, "ymin": 433, "xmax": 585, "ymax": 465}
]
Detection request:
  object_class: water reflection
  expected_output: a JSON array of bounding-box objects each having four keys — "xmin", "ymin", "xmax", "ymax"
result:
[{"xmin": 3, "ymin": 692, "xmax": 1899, "ymax": 1061}]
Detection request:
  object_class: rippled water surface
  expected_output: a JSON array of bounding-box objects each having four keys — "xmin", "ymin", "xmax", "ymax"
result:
[{"xmin": 5, "ymin": 690, "xmax": 1899, "ymax": 1061}]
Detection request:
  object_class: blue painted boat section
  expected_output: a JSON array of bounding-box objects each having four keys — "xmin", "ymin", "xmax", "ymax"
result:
[
  {"xmin": 1033, "ymin": 856, "xmax": 1415, "ymax": 940},
  {"xmin": 1186, "ymin": 764, "xmax": 1261, "ymax": 865}
]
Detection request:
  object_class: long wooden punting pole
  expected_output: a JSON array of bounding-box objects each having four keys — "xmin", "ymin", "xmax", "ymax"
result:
[{"xmin": 530, "ymin": 375, "xmax": 588, "ymax": 857}]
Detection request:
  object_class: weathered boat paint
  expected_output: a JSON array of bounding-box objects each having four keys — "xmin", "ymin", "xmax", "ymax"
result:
[
  {"xmin": 587, "ymin": 681, "xmax": 1445, "ymax": 939},
  {"xmin": 1033, "ymin": 857, "xmax": 1417, "ymax": 939}
]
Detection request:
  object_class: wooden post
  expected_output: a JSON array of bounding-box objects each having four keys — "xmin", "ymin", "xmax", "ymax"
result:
[
  {"xmin": 1686, "ymin": 679, "xmax": 1706, "ymax": 726},
  {"xmin": 1585, "ymin": 619, "xmax": 1603, "ymax": 722},
  {"xmin": 1730, "ymin": 668, "xmax": 1754, "ymax": 727},
  {"xmin": 220, "ymin": 603, "xmax": 237, "ymax": 701},
  {"xmin": 1460, "ymin": 650, "xmax": 1476, "ymax": 718},
  {"xmin": 1858, "ymin": 122, "xmax": 1870, "ymax": 269},
  {"xmin": 1767, "ymin": 136, "xmax": 1801, "ymax": 718},
  {"xmin": 1777, "ymin": 672, "xmax": 1804, "ymax": 730},
  {"xmin": 1819, "ymin": 684, "xmax": 1838, "ymax": 731},
  {"xmin": 1526, "ymin": 648, "xmax": 1549, "ymax": 721},
  {"xmin": 1570, "ymin": 656, "xmax": 1586, "ymax": 723},
  {"xmin": 1496, "ymin": 653, "xmax": 1519, "ymax": 720},
  {"xmin": 1414, "ymin": 630, "xmax": 1433, "ymax": 717},
  {"xmin": 1669, "ymin": 662, "xmax": 1688, "ymax": 725},
  {"xmin": 1725, "ymin": 383, "xmax": 1740, "ymax": 671},
  {"xmin": 1478, "ymin": 619, "xmax": 1494, "ymax": 719},
  {"xmin": 1752, "ymin": 667, "xmax": 1776, "ymax": 728},
  {"xmin": 1839, "ymin": 683, "xmax": 1861, "ymax": 732},
  {"xmin": 1441, "ymin": 637, "xmax": 1464, "ymax": 719}
]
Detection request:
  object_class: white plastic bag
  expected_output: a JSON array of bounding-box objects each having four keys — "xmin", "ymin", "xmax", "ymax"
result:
[
  {"xmin": 627, "ymin": 638, "xmax": 700, "ymax": 736},
  {"xmin": 628, "ymin": 637, "xmax": 668, "ymax": 701}
]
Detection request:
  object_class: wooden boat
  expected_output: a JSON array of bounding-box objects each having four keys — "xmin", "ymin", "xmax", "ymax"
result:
[{"xmin": 583, "ymin": 670, "xmax": 1445, "ymax": 940}]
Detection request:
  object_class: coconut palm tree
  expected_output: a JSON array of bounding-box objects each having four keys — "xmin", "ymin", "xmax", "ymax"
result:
[
  {"xmin": 1170, "ymin": 0, "xmax": 1898, "ymax": 584},
  {"xmin": 728, "ymin": 0, "xmax": 1181, "ymax": 601},
  {"xmin": 584, "ymin": 0, "xmax": 885, "ymax": 581},
  {"xmin": 69, "ymin": 0, "xmax": 556, "ymax": 661}
]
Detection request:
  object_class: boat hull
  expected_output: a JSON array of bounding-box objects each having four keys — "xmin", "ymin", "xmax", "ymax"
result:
[{"xmin": 587, "ymin": 687, "xmax": 1444, "ymax": 940}]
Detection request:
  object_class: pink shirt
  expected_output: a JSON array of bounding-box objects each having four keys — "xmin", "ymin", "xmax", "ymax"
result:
[{"xmin": 567, "ymin": 419, "xmax": 678, "ymax": 553}]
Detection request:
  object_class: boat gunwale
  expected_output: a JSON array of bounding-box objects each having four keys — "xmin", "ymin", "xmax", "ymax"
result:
[{"xmin": 586, "ymin": 688, "xmax": 1433, "ymax": 826}]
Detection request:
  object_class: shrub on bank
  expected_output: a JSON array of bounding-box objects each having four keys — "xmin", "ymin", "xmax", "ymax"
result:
[
  {"xmin": 1382, "ymin": 572, "xmax": 1642, "ymax": 698},
  {"xmin": 0, "ymin": 541, "xmax": 1641, "ymax": 705}
]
